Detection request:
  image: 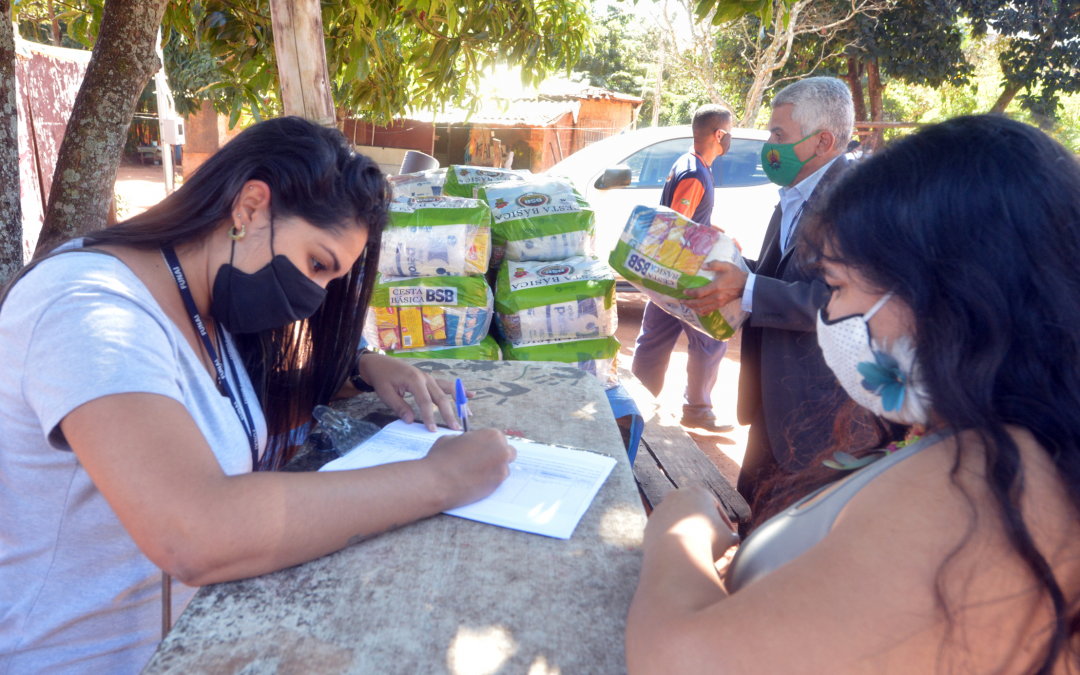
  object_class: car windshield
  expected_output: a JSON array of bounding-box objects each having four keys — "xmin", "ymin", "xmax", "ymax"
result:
[{"xmin": 620, "ymin": 137, "xmax": 769, "ymax": 189}]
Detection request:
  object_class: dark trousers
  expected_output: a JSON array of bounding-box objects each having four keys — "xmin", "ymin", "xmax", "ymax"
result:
[
  {"xmin": 736, "ymin": 407, "xmax": 783, "ymax": 538},
  {"xmin": 631, "ymin": 301, "xmax": 727, "ymax": 415}
]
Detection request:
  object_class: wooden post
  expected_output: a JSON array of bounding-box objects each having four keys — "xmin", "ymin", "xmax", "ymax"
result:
[{"xmin": 269, "ymin": 0, "xmax": 335, "ymax": 127}]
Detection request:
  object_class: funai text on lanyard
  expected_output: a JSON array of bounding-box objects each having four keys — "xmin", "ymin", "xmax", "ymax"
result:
[{"xmin": 161, "ymin": 246, "xmax": 261, "ymax": 470}]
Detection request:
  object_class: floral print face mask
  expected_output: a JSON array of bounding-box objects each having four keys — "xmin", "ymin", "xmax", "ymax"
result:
[{"xmin": 816, "ymin": 292, "xmax": 931, "ymax": 426}]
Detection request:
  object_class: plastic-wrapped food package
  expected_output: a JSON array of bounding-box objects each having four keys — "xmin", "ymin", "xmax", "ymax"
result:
[
  {"xmin": 388, "ymin": 168, "xmax": 446, "ymax": 199},
  {"xmin": 609, "ymin": 205, "xmax": 750, "ymax": 341},
  {"xmin": 495, "ymin": 256, "xmax": 616, "ymax": 345},
  {"xmin": 379, "ymin": 196, "xmax": 491, "ymax": 277},
  {"xmin": 501, "ymin": 336, "xmax": 620, "ymax": 387},
  {"xmin": 442, "ymin": 166, "xmax": 529, "ymax": 198},
  {"xmin": 475, "ymin": 177, "xmax": 595, "ymax": 265},
  {"xmin": 364, "ymin": 274, "xmax": 494, "ymax": 350},
  {"xmin": 387, "ymin": 334, "xmax": 501, "ymax": 361}
]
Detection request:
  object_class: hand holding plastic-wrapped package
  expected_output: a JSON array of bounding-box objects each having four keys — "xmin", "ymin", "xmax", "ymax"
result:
[
  {"xmin": 495, "ymin": 256, "xmax": 617, "ymax": 344},
  {"xmin": 608, "ymin": 205, "xmax": 750, "ymax": 341},
  {"xmin": 379, "ymin": 196, "xmax": 492, "ymax": 277},
  {"xmin": 475, "ymin": 177, "xmax": 595, "ymax": 265},
  {"xmin": 388, "ymin": 168, "xmax": 446, "ymax": 199},
  {"xmin": 364, "ymin": 274, "xmax": 494, "ymax": 351},
  {"xmin": 442, "ymin": 166, "xmax": 529, "ymax": 198},
  {"xmin": 501, "ymin": 336, "xmax": 620, "ymax": 387},
  {"xmin": 387, "ymin": 334, "xmax": 501, "ymax": 361}
]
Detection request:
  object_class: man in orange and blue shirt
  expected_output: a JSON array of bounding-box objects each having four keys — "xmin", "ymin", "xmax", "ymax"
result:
[{"xmin": 631, "ymin": 105, "xmax": 734, "ymax": 431}]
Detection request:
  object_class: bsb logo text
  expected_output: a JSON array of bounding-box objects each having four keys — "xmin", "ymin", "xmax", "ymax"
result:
[
  {"xmin": 624, "ymin": 252, "xmax": 679, "ymax": 288},
  {"xmin": 388, "ymin": 286, "xmax": 459, "ymax": 306}
]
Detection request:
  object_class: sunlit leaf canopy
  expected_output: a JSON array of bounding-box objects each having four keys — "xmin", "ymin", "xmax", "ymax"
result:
[
  {"xmin": 694, "ymin": 0, "xmax": 794, "ymax": 27},
  {"xmin": 161, "ymin": 0, "xmax": 594, "ymax": 127}
]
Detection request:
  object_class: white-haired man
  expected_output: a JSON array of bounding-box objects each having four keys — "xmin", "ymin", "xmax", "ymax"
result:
[{"xmin": 684, "ymin": 77, "xmax": 877, "ymax": 533}]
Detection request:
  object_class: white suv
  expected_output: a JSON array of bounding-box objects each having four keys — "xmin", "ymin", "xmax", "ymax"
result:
[{"xmin": 545, "ymin": 125, "xmax": 777, "ymax": 265}]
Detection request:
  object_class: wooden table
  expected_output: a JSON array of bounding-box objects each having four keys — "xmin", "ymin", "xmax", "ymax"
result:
[
  {"xmin": 142, "ymin": 360, "xmax": 646, "ymax": 675},
  {"xmin": 136, "ymin": 145, "xmax": 162, "ymax": 165},
  {"xmin": 618, "ymin": 367, "xmax": 751, "ymax": 523}
]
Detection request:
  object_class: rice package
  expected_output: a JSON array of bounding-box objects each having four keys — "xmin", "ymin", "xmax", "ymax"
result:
[
  {"xmin": 495, "ymin": 256, "xmax": 616, "ymax": 345},
  {"xmin": 379, "ymin": 196, "xmax": 491, "ymax": 277},
  {"xmin": 365, "ymin": 274, "xmax": 493, "ymax": 351},
  {"xmin": 501, "ymin": 336, "xmax": 620, "ymax": 386},
  {"xmin": 388, "ymin": 168, "xmax": 446, "ymax": 199},
  {"xmin": 387, "ymin": 334, "xmax": 501, "ymax": 361},
  {"xmin": 476, "ymin": 177, "xmax": 595, "ymax": 264},
  {"xmin": 609, "ymin": 205, "xmax": 750, "ymax": 341},
  {"xmin": 442, "ymin": 166, "xmax": 528, "ymax": 198}
]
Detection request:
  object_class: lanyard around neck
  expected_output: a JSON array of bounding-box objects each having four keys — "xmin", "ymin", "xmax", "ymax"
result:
[{"xmin": 160, "ymin": 246, "xmax": 260, "ymax": 470}]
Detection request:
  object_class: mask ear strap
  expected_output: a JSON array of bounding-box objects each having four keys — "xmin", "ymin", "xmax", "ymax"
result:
[
  {"xmin": 864, "ymin": 291, "xmax": 895, "ymax": 321},
  {"xmin": 269, "ymin": 214, "xmax": 276, "ymax": 258}
]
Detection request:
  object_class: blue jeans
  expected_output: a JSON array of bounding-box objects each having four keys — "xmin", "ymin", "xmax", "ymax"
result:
[{"xmin": 631, "ymin": 301, "xmax": 727, "ymax": 415}]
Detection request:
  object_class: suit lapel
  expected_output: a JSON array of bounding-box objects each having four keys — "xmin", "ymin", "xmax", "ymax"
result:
[{"xmin": 756, "ymin": 204, "xmax": 784, "ymax": 276}]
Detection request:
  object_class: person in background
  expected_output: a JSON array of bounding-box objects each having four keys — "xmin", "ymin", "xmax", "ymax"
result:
[
  {"xmin": 627, "ymin": 114, "xmax": 1080, "ymax": 675},
  {"xmin": 0, "ymin": 117, "xmax": 514, "ymax": 674},
  {"xmin": 684, "ymin": 78, "xmax": 868, "ymax": 532},
  {"xmin": 631, "ymin": 104, "xmax": 734, "ymax": 432}
]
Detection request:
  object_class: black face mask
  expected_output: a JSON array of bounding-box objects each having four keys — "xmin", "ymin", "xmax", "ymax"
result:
[{"xmin": 210, "ymin": 232, "xmax": 328, "ymax": 334}]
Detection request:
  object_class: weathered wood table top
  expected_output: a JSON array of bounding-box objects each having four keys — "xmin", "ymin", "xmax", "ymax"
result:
[{"xmin": 143, "ymin": 360, "xmax": 647, "ymax": 675}]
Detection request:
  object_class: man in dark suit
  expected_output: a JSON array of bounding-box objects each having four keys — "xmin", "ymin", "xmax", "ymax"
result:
[{"xmin": 683, "ymin": 77, "xmax": 857, "ymax": 532}]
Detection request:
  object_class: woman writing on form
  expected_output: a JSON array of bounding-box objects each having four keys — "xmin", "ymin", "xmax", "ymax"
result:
[{"xmin": 0, "ymin": 117, "xmax": 513, "ymax": 674}]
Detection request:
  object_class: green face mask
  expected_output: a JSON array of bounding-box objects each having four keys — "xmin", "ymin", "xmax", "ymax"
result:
[{"xmin": 760, "ymin": 130, "xmax": 821, "ymax": 186}]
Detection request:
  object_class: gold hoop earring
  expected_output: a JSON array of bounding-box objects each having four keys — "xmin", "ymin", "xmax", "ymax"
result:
[{"xmin": 229, "ymin": 222, "xmax": 246, "ymax": 240}]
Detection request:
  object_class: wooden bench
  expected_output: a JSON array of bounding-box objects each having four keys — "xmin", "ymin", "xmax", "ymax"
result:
[{"xmin": 618, "ymin": 367, "xmax": 751, "ymax": 524}]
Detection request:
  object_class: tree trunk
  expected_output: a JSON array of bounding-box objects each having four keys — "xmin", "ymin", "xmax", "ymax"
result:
[
  {"xmin": 48, "ymin": 0, "xmax": 62, "ymax": 47},
  {"xmin": 0, "ymin": 0, "xmax": 23, "ymax": 285},
  {"xmin": 34, "ymin": 0, "xmax": 169, "ymax": 258},
  {"xmin": 846, "ymin": 56, "xmax": 868, "ymax": 122},
  {"xmin": 269, "ymin": 0, "xmax": 336, "ymax": 127},
  {"xmin": 739, "ymin": 0, "xmax": 804, "ymax": 128},
  {"xmin": 990, "ymin": 81, "xmax": 1022, "ymax": 114},
  {"xmin": 866, "ymin": 57, "xmax": 885, "ymax": 152}
]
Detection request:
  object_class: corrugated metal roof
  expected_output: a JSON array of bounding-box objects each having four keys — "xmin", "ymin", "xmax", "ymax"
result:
[
  {"xmin": 537, "ymin": 80, "xmax": 644, "ymax": 104},
  {"xmin": 431, "ymin": 99, "xmax": 580, "ymax": 127}
]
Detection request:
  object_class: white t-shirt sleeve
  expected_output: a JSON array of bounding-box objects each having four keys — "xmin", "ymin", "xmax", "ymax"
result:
[{"xmin": 22, "ymin": 278, "xmax": 185, "ymax": 451}]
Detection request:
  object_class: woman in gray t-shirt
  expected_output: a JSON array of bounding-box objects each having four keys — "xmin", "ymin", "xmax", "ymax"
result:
[{"xmin": 0, "ymin": 117, "xmax": 514, "ymax": 674}]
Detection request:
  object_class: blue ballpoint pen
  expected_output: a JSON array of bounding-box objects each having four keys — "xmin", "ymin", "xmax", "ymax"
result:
[{"xmin": 454, "ymin": 378, "xmax": 470, "ymax": 432}]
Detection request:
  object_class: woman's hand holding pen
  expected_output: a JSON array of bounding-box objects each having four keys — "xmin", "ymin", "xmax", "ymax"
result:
[{"xmin": 423, "ymin": 429, "xmax": 517, "ymax": 509}]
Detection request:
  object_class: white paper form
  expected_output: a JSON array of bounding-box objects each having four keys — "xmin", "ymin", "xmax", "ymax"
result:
[{"xmin": 319, "ymin": 420, "xmax": 617, "ymax": 539}]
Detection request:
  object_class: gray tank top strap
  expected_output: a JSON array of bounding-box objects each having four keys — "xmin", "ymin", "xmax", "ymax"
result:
[{"xmin": 725, "ymin": 431, "xmax": 952, "ymax": 594}]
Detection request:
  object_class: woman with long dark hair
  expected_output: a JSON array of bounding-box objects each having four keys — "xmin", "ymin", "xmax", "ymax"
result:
[
  {"xmin": 626, "ymin": 115, "xmax": 1080, "ymax": 673},
  {"xmin": 0, "ymin": 117, "xmax": 513, "ymax": 674}
]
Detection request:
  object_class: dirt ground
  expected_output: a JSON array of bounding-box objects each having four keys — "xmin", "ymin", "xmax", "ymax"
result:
[
  {"xmin": 114, "ymin": 165, "xmax": 747, "ymax": 485},
  {"xmin": 613, "ymin": 293, "xmax": 746, "ymax": 486}
]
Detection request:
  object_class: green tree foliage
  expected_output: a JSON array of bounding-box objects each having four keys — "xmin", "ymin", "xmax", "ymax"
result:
[
  {"xmin": 14, "ymin": 0, "xmax": 96, "ymax": 48},
  {"xmin": 960, "ymin": 0, "xmax": 1080, "ymax": 120},
  {"xmin": 161, "ymin": 29, "xmax": 234, "ymax": 118},
  {"xmin": 161, "ymin": 0, "xmax": 593, "ymax": 127},
  {"xmin": 881, "ymin": 31, "xmax": 1080, "ymax": 151},
  {"xmin": 572, "ymin": 5, "xmax": 653, "ymax": 95},
  {"xmin": 570, "ymin": 4, "xmax": 740, "ymax": 128},
  {"xmin": 840, "ymin": 0, "xmax": 971, "ymax": 89}
]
